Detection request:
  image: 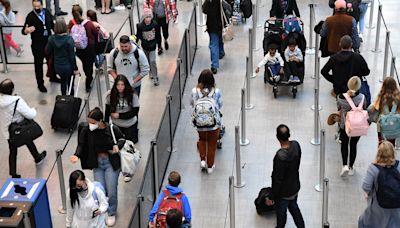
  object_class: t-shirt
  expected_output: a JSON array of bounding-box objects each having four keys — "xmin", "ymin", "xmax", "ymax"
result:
[{"xmin": 106, "ymin": 93, "xmax": 140, "ymax": 128}]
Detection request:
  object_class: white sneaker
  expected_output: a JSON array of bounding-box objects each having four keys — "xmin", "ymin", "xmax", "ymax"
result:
[
  {"xmin": 123, "ymin": 176, "xmax": 132, "ymax": 182},
  {"xmin": 340, "ymin": 165, "xmax": 349, "ymax": 177},
  {"xmin": 16, "ymin": 48, "xmax": 24, "ymax": 57},
  {"xmin": 288, "ymin": 75, "xmax": 294, "ymax": 83},
  {"xmin": 200, "ymin": 160, "xmax": 206, "ymax": 169},
  {"xmin": 348, "ymin": 168, "xmax": 355, "ymax": 176},
  {"xmin": 207, "ymin": 164, "xmax": 215, "ymax": 174},
  {"xmin": 114, "ymin": 4, "xmax": 126, "ymax": 10},
  {"xmin": 106, "ymin": 215, "xmax": 116, "ymax": 227}
]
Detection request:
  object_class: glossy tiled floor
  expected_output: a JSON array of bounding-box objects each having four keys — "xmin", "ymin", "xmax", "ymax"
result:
[{"xmin": 0, "ymin": 0, "xmax": 399, "ymax": 227}]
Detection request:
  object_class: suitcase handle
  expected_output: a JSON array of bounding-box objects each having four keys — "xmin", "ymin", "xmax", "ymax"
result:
[{"xmin": 68, "ymin": 73, "xmax": 82, "ymax": 97}]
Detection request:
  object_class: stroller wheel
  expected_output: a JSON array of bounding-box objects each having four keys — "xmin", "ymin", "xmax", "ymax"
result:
[
  {"xmin": 264, "ymin": 75, "xmax": 267, "ymax": 84},
  {"xmin": 292, "ymin": 86, "xmax": 297, "ymax": 99},
  {"xmin": 217, "ymin": 140, "xmax": 222, "ymax": 149},
  {"xmin": 273, "ymin": 86, "xmax": 278, "ymax": 98}
]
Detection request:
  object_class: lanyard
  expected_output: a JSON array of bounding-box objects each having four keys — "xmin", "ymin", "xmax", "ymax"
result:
[{"xmin": 34, "ymin": 9, "xmax": 45, "ymax": 25}]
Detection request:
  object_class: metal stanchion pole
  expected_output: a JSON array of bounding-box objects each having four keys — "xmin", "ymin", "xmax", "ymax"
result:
[
  {"xmin": 366, "ymin": 0, "xmax": 375, "ymax": 29},
  {"xmin": 166, "ymin": 95, "xmax": 176, "ymax": 152},
  {"xmin": 135, "ymin": 0, "xmax": 140, "ymax": 22},
  {"xmin": 256, "ymin": 0, "xmax": 262, "ymax": 27},
  {"xmin": 381, "ymin": 31, "xmax": 390, "ymax": 82},
  {"xmin": 129, "ymin": 7, "xmax": 136, "ymax": 35},
  {"xmin": 56, "ymin": 150, "xmax": 67, "ymax": 214},
  {"xmin": 245, "ymin": 57, "xmax": 254, "ymax": 110},
  {"xmin": 249, "ymin": 28, "xmax": 256, "ymax": 78},
  {"xmin": 23, "ymin": 212, "xmax": 31, "ymax": 228},
  {"xmin": 311, "ymin": 58, "xmax": 320, "ymax": 145},
  {"xmin": 311, "ymin": 31, "xmax": 320, "ymax": 79},
  {"xmin": 0, "ymin": 28, "xmax": 8, "ymax": 73},
  {"xmin": 95, "ymin": 69, "xmax": 103, "ymax": 110},
  {"xmin": 371, "ymin": 4, "xmax": 382, "ymax": 53},
  {"xmin": 84, "ymin": 98, "xmax": 90, "ymax": 116},
  {"xmin": 197, "ymin": 0, "xmax": 205, "ymax": 26},
  {"xmin": 252, "ymin": 4, "xmax": 259, "ymax": 51},
  {"xmin": 315, "ymin": 129, "xmax": 325, "ymax": 192},
  {"xmin": 322, "ymin": 178, "xmax": 330, "ymax": 228},
  {"xmin": 306, "ymin": 3, "xmax": 316, "ymax": 55},
  {"xmin": 229, "ymin": 176, "xmax": 236, "ymax": 228},
  {"xmin": 390, "ymin": 57, "xmax": 396, "ymax": 77},
  {"xmin": 234, "ymin": 126, "xmax": 246, "ymax": 188},
  {"xmin": 311, "ymin": 54, "xmax": 321, "ymax": 110},
  {"xmin": 152, "ymin": 141, "xmax": 159, "ymax": 198},
  {"xmin": 240, "ymin": 88, "xmax": 250, "ymax": 146},
  {"xmin": 186, "ymin": 29, "xmax": 192, "ymax": 76}
]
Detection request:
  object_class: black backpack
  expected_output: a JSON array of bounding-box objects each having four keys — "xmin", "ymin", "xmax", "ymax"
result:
[
  {"xmin": 240, "ymin": 0, "xmax": 252, "ymax": 18},
  {"xmin": 374, "ymin": 160, "xmax": 400, "ymax": 209}
]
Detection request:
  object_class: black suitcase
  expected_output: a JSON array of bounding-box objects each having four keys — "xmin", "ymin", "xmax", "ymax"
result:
[
  {"xmin": 51, "ymin": 75, "xmax": 82, "ymax": 131},
  {"xmin": 254, "ymin": 187, "xmax": 275, "ymax": 215}
]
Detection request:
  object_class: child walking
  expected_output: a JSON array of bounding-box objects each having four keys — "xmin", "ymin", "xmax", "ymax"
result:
[
  {"xmin": 136, "ymin": 7, "xmax": 161, "ymax": 86},
  {"xmin": 284, "ymin": 38, "xmax": 303, "ymax": 83},
  {"xmin": 256, "ymin": 44, "xmax": 284, "ymax": 82},
  {"xmin": 0, "ymin": 0, "xmax": 23, "ymax": 57}
]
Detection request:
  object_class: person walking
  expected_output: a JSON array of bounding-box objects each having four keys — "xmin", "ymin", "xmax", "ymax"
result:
[
  {"xmin": 0, "ymin": 79, "xmax": 47, "ymax": 178},
  {"xmin": 358, "ymin": 0, "xmax": 372, "ymax": 42},
  {"xmin": 144, "ymin": 0, "xmax": 178, "ymax": 55},
  {"xmin": 69, "ymin": 4, "xmax": 98, "ymax": 93},
  {"xmin": 46, "ymin": 17, "xmax": 79, "ymax": 96},
  {"xmin": 321, "ymin": 35, "xmax": 369, "ymax": 96},
  {"xmin": 66, "ymin": 170, "xmax": 108, "ymax": 228},
  {"xmin": 45, "ymin": 0, "xmax": 67, "ymax": 16},
  {"xmin": 336, "ymin": 76, "xmax": 366, "ymax": 177},
  {"xmin": 70, "ymin": 108, "xmax": 123, "ymax": 227},
  {"xmin": 107, "ymin": 35, "xmax": 150, "ymax": 96},
  {"xmin": 358, "ymin": 141, "xmax": 400, "ymax": 227},
  {"xmin": 266, "ymin": 124, "xmax": 305, "ymax": 228},
  {"xmin": 190, "ymin": 69, "xmax": 222, "ymax": 174},
  {"xmin": 369, "ymin": 77, "xmax": 400, "ymax": 146},
  {"xmin": 320, "ymin": 0, "xmax": 360, "ymax": 55},
  {"xmin": 136, "ymin": 7, "xmax": 161, "ymax": 86},
  {"xmin": 202, "ymin": 0, "xmax": 225, "ymax": 74},
  {"xmin": 269, "ymin": 0, "xmax": 301, "ymax": 19},
  {"xmin": 21, "ymin": 0, "xmax": 58, "ymax": 93},
  {"xmin": 0, "ymin": 0, "xmax": 23, "ymax": 57}
]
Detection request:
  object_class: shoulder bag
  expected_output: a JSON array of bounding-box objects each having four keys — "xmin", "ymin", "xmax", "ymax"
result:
[
  {"xmin": 220, "ymin": 0, "xmax": 233, "ymax": 41},
  {"xmin": 8, "ymin": 99, "xmax": 43, "ymax": 147}
]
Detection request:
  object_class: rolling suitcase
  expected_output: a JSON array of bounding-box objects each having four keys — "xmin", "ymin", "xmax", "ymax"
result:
[{"xmin": 51, "ymin": 75, "xmax": 82, "ymax": 131}]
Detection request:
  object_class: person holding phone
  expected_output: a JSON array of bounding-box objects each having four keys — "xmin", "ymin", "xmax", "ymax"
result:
[{"xmin": 66, "ymin": 170, "xmax": 108, "ymax": 228}]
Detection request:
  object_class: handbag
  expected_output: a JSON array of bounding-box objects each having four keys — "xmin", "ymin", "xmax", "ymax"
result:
[
  {"xmin": 8, "ymin": 99, "xmax": 43, "ymax": 147},
  {"xmin": 220, "ymin": 0, "xmax": 233, "ymax": 42}
]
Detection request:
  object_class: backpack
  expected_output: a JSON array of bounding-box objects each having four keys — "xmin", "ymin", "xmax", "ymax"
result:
[
  {"xmin": 343, "ymin": 93, "xmax": 369, "ymax": 137},
  {"xmin": 374, "ymin": 160, "xmax": 400, "ymax": 209},
  {"xmin": 378, "ymin": 103, "xmax": 400, "ymax": 140},
  {"xmin": 254, "ymin": 187, "xmax": 274, "ymax": 215},
  {"xmin": 91, "ymin": 181, "xmax": 106, "ymax": 205},
  {"xmin": 345, "ymin": 0, "xmax": 360, "ymax": 21},
  {"xmin": 283, "ymin": 15, "xmax": 302, "ymax": 37},
  {"xmin": 112, "ymin": 47, "xmax": 140, "ymax": 71},
  {"xmin": 155, "ymin": 189, "xmax": 184, "ymax": 228},
  {"xmin": 192, "ymin": 89, "xmax": 218, "ymax": 128},
  {"xmin": 240, "ymin": 0, "xmax": 252, "ymax": 18},
  {"xmin": 95, "ymin": 26, "xmax": 113, "ymax": 54},
  {"xmin": 71, "ymin": 19, "xmax": 89, "ymax": 49}
]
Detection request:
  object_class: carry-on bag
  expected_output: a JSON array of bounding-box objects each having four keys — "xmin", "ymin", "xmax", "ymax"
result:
[
  {"xmin": 51, "ymin": 74, "xmax": 82, "ymax": 131},
  {"xmin": 254, "ymin": 187, "xmax": 274, "ymax": 215}
]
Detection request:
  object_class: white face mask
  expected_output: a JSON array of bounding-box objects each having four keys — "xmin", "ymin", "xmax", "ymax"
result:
[{"xmin": 89, "ymin": 123, "xmax": 99, "ymax": 131}]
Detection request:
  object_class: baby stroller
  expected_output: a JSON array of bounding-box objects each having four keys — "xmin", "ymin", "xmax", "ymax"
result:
[{"xmin": 262, "ymin": 17, "xmax": 306, "ymax": 98}]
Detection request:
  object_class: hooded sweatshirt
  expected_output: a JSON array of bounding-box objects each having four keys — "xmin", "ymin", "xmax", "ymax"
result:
[
  {"xmin": 0, "ymin": 94, "xmax": 36, "ymax": 140},
  {"xmin": 136, "ymin": 20, "xmax": 161, "ymax": 51},
  {"xmin": 0, "ymin": 10, "xmax": 16, "ymax": 34},
  {"xmin": 46, "ymin": 34, "xmax": 77, "ymax": 68},
  {"xmin": 148, "ymin": 185, "xmax": 192, "ymax": 223},
  {"xmin": 321, "ymin": 50, "xmax": 370, "ymax": 94}
]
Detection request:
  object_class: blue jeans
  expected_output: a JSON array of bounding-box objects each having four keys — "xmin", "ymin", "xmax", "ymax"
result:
[
  {"xmin": 268, "ymin": 63, "xmax": 281, "ymax": 76},
  {"xmin": 93, "ymin": 156, "xmax": 120, "ymax": 216},
  {"xmin": 274, "ymin": 196, "xmax": 305, "ymax": 228},
  {"xmin": 55, "ymin": 64, "xmax": 74, "ymax": 95},
  {"xmin": 208, "ymin": 32, "xmax": 225, "ymax": 69},
  {"xmin": 359, "ymin": 3, "xmax": 369, "ymax": 34}
]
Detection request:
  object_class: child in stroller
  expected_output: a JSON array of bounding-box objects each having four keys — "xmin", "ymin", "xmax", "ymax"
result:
[
  {"xmin": 255, "ymin": 43, "xmax": 284, "ymax": 83},
  {"xmin": 284, "ymin": 38, "xmax": 303, "ymax": 83}
]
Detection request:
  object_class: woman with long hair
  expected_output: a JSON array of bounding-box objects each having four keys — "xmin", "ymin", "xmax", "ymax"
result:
[
  {"xmin": 68, "ymin": 4, "xmax": 98, "ymax": 92},
  {"xmin": 190, "ymin": 69, "xmax": 222, "ymax": 174},
  {"xmin": 336, "ymin": 76, "xmax": 366, "ymax": 177},
  {"xmin": 369, "ymin": 77, "xmax": 400, "ymax": 145},
  {"xmin": 70, "ymin": 108, "xmax": 123, "ymax": 227},
  {"xmin": 66, "ymin": 170, "xmax": 108, "ymax": 228},
  {"xmin": 358, "ymin": 141, "xmax": 400, "ymax": 227},
  {"xmin": 0, "ymin": 0, "xmax": 23, "ymax": 56},
  {"xmin": 46, "ymin": 17, "xmax": 78, "ymax": 95}
]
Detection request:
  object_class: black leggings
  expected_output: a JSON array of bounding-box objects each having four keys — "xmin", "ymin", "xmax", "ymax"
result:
[
  {"xmin": 76, "ymin": 45, "xmax": 95, "ymax": 90},
  {"xmin": 119, "ymin": 122, "xmax": 139, "ymax": 144},
  {"xmin": 8, "ymin": 140, "xmax": 40, "ymax": 176},
  {"xmin": 156, "ymin": 16, "xmax": 169, "ymax": 46},
  {"xmin": 339, "ymin": 128, "xmax": 360, "ymax": 167}
]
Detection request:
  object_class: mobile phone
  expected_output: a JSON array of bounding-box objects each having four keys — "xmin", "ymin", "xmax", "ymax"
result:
[{"xmin": 92, "ymin": 209, "xmax": 99, "ymax": 218}]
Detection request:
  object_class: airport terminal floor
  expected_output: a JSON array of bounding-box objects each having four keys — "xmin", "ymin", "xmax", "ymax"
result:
[{"xmin": 0, "ymin": 0, "xmax": 399, "ymax": 227}]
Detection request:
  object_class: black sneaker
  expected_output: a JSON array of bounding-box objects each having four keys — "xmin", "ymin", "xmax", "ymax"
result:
[
  {"xmin": 56, "ymin": 10, "xmax": 68, "ymax": 16},
  {"xmin": 219, "ymin": 53, "xmax": 225, "ymax": 59},
  {"xmin": 13, "ymin": 10, "xmax": 18, "ymax": 14},
  {"xmin": 35, "ymin": 151, "xmax": 47, "ymax": 166},
  {"xmin": 127, "ymin": 4, "xmax": 132, "ymax": 9},
  {"xmin": 158, "ymin": 48, "xmax": 163, "ymax": 55},
  {"xmin": 38, "ymin": 85, "xmax": 47, "ymax": 93},
  {"xmin": 211, "ymin": 68, "xmax": 217, "ymax": 74},
  {"xmin": 12, "ymin": 174, "xmax": 21, "ymax": 178},
  {"xmin": 164, "ymin": 41, "xmax": 169, "ymax": 50}
]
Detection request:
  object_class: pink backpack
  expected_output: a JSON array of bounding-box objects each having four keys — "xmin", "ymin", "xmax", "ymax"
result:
[
  {"xmin": 71, "ymin": 19, "xmax": 89, "ymax": 49},
  {"xmin": 343, "ymin": 93, "xmax": 369, "ymax": 137}
]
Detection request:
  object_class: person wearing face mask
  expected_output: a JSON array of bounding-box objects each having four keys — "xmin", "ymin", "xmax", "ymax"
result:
[
  {"xmin": 21, "ymin": 0, "xmax": 58, "ymax": 93},
  {"xmin": 66, "ymin": 170, "xmax": 108, "ymax": 228},
  {"xmin": 70, "ymin": 107, "xmax": 123, "ymax": 227}
]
